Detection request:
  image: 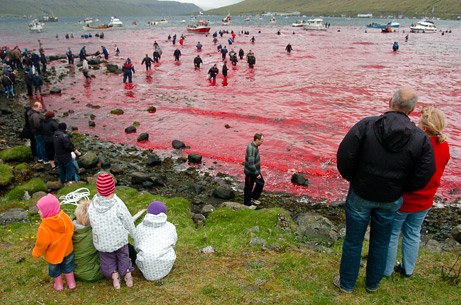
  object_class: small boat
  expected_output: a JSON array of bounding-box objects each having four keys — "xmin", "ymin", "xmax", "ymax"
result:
[
  {"xmin": 381, "ymin": 26, "xmax": 393, "ymax": 33},
  {"xmin": 148, "ymin": 19, "xmax": 168, "ymax": 26},
  {"xmin": 410, "ymin": 19, "xmax": 437, "ymax": 33},
  {"xmin": 180, "ymin": 19, "xmax": 186, "ymax": 23},
  {"xmin": 29, "ymin": 19, "xmax": 44, "ymax": 32},
  {"xmin": 270, "ymin": 17, "xmax": 277, "ymax": 24},
  {"xmin": 366, "ymin": 22, "xmax": 386, "ymax": 29},
  {"xmin": 108, "ymin": 17, "xmax": 123, "ymax": 27},
  {"xmin": 303, "ymin": 18, "xmax": 327, "ymax": 31},
  {"xmin": 243, "ymin": 16, "xmax": 250, "ymax": 22},
  {"xmin": 292, "ymin": 20, "xmax": 307, "ymax": 27},
  {"xmin": 222, "ymin": 14, "xmax": 231, "ymax": 26},
  {"xmin": 80, "ymin": 17, "xmax": 99, "ymax": 25},
  {"xmin": 83, "ymin": 24, "xmax": 114, "ymax": 31},
  {"xmin": 186, "ymin": 20, "xmax": 211, "ymax": 33},
  {"xmin": 39, "ymin": 14, "xmax": 58, "ymax": 22}
]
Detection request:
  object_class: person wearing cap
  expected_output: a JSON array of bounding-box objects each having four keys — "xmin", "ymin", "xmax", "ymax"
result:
[
  {"xmin": 53, "ymin": 122, "xmax": 81, "ymax": 183},
  {"xmin": 88, "ymin": 173, "xmax": 136, "ymax": 289},
  {"xmin": 32, "ymin": 194, "xmax": 76, "ymax": 291},
  {"xmin": 134, "ymin": 201, "xmax": 177, "ymax": 281}
]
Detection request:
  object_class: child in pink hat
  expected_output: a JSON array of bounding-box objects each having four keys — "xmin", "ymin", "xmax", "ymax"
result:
[
  {"xmin": 32, "ymin": 194, "xmax": 76, "ymax": 291},
  {"xmin": 88, "ymin": 173, "xmax": 136, "ymax": 289}
]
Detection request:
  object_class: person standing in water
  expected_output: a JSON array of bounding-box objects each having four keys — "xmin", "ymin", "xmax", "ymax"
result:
[
  {"xmin": 141, "ymin": 54, "xmax": 153, "ymax": 71},
  {"xmin": 285, "ymin": 43, "xmax": 293, "ymax": 53}
]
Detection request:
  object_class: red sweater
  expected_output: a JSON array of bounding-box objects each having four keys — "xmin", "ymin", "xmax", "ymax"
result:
[{"xmin": 401, "ymin": 137, "xmax": 450, "ymax": 212}]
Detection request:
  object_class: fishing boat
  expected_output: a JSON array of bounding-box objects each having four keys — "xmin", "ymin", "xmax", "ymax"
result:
[
  {"xmin": 108, "ymin": 17, "xmax": 123, "ymax": 27},
  {"xmin": 83, "ymin": 24, "xmax": 114, "ymax": 31},
  {"xmin": 303, "ymin": 18, "xmax": 327, "ymax": 31},
  {"xmin": 243, "ymin": 16, "xmax": 250, "ymax": 22},
  {"xmin": 292, "ymin": 20, "xmax": 307, "ymax": 27},
  {"xmin": 366, "ymin": 22, "xmax": 386, "ymax": 29},
  {"xmin": 29, "ymin": 19, "xmax": 44, "ymax": 32},
  {"xmin": 148, "ymin": 19, "xmax": 168, "ymax": 25},
  {"xmin": 410, "ymin": 19, "xmax": 437, "ymax": 33},
  {"xmin": 222, "ymin": 14, "xmax": 231, "ymax": 26},
  {"xmin": 39, "ymin": 14, "xmax": 58, "ymax": 22},
  {"xmin": 186, "ymin": 20, "xmax": 211, "ymax": 33}
]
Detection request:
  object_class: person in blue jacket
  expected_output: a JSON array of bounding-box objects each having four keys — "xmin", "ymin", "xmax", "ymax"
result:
[{"xmin": 392, "ymin": 41, "xmax": 399, "ymax": 52}]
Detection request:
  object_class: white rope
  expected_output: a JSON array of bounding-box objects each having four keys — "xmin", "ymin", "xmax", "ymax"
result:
[{"xmin": 59, "ymin": 188, "xmax": 91, "ymax": 206}]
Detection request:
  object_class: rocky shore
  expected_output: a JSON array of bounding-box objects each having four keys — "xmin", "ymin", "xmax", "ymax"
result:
[{"xmin": 1, "ymin": 64, "xmax": 461, "ymax": 253}]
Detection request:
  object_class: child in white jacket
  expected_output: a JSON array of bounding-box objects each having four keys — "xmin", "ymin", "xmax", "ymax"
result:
[
  {"xmin": 135, "ymin": 201, "xmax": 177, "ymax": 281},
  {"xmin": 88, "ymin": 173, "xmax": 136, "ymax": 289}
]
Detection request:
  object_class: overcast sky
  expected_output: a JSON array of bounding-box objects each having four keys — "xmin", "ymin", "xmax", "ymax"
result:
[{"xmin": 178, "ymin": 0, "xmax": 243, "ymax": 10}]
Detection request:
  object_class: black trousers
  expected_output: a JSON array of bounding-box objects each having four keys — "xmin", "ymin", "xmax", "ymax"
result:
[{"xmin": 244, "ymin": 174, "xmax": 264, "ymax": 205}]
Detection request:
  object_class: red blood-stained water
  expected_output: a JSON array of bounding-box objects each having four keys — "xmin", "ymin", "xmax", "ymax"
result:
[{"xmin": 29, "ymin": 26, "xmax": 461, "ymax": 203}]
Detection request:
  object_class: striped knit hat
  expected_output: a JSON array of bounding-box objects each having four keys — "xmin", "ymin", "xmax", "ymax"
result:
[{"xmin": 96, "ymin": 173, "xmax": 115, "ymax": 197}]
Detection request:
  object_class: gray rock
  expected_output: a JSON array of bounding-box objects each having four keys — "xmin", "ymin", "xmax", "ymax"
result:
[
  {"xmin": 192, "ymin": 213, "xmax": 206, "ymax": 227},
  {"xmin": 451, "ymin": 224, "xmax": 461, "ymax": 243},
  {"xmin": 22, "ymin": 191, "xmax": 31, "ymax": 201},
  {"xmin": 424, "ymin": 239, "xmax": 443, "ymax": 252},
  {"xmin": 188, "ymin": 153, "xmax": 202, "ymax": 164},
  {"xmin": 249, "ymin": 237, "xmax": 267, "ymax": 247},
  {"xmin": 172, "ymin": 140, "xmax": 186, "ymax": 149},
  {"xmin": 212, "ymin": 187, "xmax": 235, "ymax": 200},
  {"xmin": 78, "ymin": 151, "xmax": 99, "ymax": 169},
  {"xmin": 296, "ymin": 212, "xmax": 338, "ymax": 245},
  {"xmin": 146, "ymin": 154, "xmax": 162, "ymax": 166},
  {"xmin": 276, "ymin": 214, "xmax": 293, "ymax": 232},
  {"xmin": 191, "ymin": 183, "xmax": 205, "ymax": 194},
  {"xmin": 137, "ymin": 133, "xmax": 149, "ymax": 142},
  {"xmin": 142, "ymin": 181, "xmax": 154, "ymax": 188},
  {"xmin": 442, "ymin": 237, "xmax": 461, "ymax": 252},
  {"xmin": 247, "ymin": 226, "xmax": 260, "ymax": 233},
  {"xmin": 131, "ymin": 172, "xmax": 152, "ymax": 185},
  {"xmin": 0, "ymin": 208, "xmax": 29, "ymax": 225},
  {"xmin": 151, "ymin": 174, "xmax": 167, "ymax": 187},
  {"xmin": 201, "ymin": 246, "xmax": 214, "ymax": 254},
  {"xmin": 299, "ymin": 241, "xmax": 333, "ymax": 253},
  {"xmin": 220, "ymin": 201, "xmax": 248, "ymax": 210},
  {"xmin": 110, "ymin": 164, "xmax": 124, "ymax": 175},
  {"xmin": 291, "ymin": 173, "xmax": 309, "ymax": 186},
  {"xmin": 50, "ymin": 87, "xmax": 62, "ymax": 94},
  {"xmin": 125, "ymin": 126, "xmax": 137, "ymax": 133},
  {"xmin": 201, "ymin": 204, "xmax": 214, "ymax": 216},
  {"xmin": 46, "ymin": 181, "xmax": 62, "ymax": 191}
]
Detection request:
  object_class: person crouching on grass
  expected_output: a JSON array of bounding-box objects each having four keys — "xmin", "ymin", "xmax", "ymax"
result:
[
  {"xmin": 88, "ymin": 173, "xmax": 136, "ymax": 289},
  {"xmin": 32, "ymin": 194, "xmax": 76, "ymax": 291}
]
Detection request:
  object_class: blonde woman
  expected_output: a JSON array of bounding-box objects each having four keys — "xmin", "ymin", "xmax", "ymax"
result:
[{"xmin": 384, "ymin": 106, "xmax": 450, "ymax": 277}]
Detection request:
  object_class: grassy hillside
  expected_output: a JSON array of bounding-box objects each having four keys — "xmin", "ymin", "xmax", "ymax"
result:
[
  {"xmin": 0, "ymin": 0, "xmax": 201, "ymax": 17},
  {"xmin": 207, "ymin": 0, "xmax": 461, "ymax": 19}
]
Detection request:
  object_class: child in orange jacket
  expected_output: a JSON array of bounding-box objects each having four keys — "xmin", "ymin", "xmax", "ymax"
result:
[{"xmin": 32, "ymin": 194, "xmax": 76, "ymax": 291}]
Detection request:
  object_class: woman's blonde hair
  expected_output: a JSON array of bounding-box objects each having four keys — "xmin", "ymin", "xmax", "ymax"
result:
[
  {"xmin": 419, "ymin": 106, "xmax": 448, "ymax": 143},
  {"xmin": 75, "ymin": 200, "xmax": 91, "ymax": 226}
]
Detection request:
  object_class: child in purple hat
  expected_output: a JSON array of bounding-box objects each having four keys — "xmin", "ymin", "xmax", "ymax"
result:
[{"xmin": 134, "ymin": 201, "xmax": 177, "ymax": 281}]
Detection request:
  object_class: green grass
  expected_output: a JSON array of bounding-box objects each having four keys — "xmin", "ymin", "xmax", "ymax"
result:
[
  {"xmin": 0, "ymin": 164, "xmax": 14, "ymax": 186},
  {"xmin": 1, "ymin": 184, "xmax": 460, "ymax": 304},
  {"xmin": 3, "ymin": 178, "xmax": 47, "ymax": 203},
  {"xmin": 0, "ymin": 146, "xmax": 32, "ymax": 163}
]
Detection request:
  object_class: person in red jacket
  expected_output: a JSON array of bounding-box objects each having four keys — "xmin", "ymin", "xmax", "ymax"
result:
[
  {"xmin": 384, "ymin": 106, "xmax": 450, "ymax": 277},
  {"xmin": 32, "ymin": 194, "xmax": 76, "ymax": 291}
]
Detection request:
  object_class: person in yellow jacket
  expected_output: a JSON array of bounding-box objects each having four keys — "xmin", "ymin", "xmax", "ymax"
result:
[{"xmin": 32, "ymin": 194, "xmax": 76, "ymax": 291}]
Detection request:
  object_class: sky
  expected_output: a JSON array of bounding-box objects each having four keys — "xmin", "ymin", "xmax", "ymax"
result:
[{"xmin": 178, "ymin": 0, "xmax": 243, "ymax": 10}]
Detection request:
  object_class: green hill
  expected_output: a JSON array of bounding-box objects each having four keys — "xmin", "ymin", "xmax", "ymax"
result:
[
  {"xmin": 207, "ymin": 0, "xmax": 461, "ymax": 20},
  {"xmin": 0, "ymin": 0, "xmax": 201, "ymax": 17}
]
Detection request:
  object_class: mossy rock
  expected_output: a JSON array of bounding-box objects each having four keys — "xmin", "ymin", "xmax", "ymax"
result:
[
  {"xmin": 5, "ymin": 178, "xmax": 47, "ymax": 200},
  {"xmin": 0, "ymin": 146, "xmax": 32, "ymax": 163},
  {"xmin": 0, "ymin": 164, "xmax": 14, "ymax": 186},
  {"xmin": 147, "ymin": 106, "xmax": 157, "ymax": 113},
  {"xmin": 111, "ymin": 109, "xmax": 124, "ymax": 115},
  {"xmin": 133, "ymin": 121, "xmax": 140, "ymax": 127},
  {"xmin": 15, "ymin": 163, "xmax": 29, "ymax": 171}
]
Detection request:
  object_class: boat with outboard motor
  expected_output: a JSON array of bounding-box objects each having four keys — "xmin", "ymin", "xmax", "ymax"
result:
[
  {"xmin": 410, "ymin": 19, "xmax": 437, "ymax": 33},
  {"xmin": 186, "ymin": 20, "xmax": 211, "ymax": 33},
  {"xmin": 303, "ymin": 18, "xmax": 327, "ymax": 31},
  {"xmin": 29, "ymin": 19, "xmax": 44, "ymax": 32}
]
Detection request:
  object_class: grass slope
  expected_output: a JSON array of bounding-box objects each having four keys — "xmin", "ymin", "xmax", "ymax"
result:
[
  {"xmin": 207, "ymin": 0, "xmax": 461, "ymax": 19},
  {"xmin": 0, "ymin": 184, "xmax": 460, "ymax": 304}
]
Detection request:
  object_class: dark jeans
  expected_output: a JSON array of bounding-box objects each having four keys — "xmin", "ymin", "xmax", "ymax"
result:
[
  {"xmin": 48, "ymin": 252, "xmax": 75, "ymax": 278},
  {"xmin": 244, "ymin": 174, "xmax": 264, "ymax": 205},
  {"xmin": 339, "ymin": 188, "xmax": 402, "ymax": 291},
  {"xmin": 57, "ymin": 157, "xmax": 76, "ymax": 183},
  {"xmin": 123, "ymin": 72, "xmax": 132, "ymax": 83}
]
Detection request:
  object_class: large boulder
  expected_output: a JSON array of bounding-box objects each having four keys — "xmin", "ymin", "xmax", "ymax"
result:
[
  {"xmin": 131, "ymin": 172, "xmax": 152, "ymax": 185},
  {"xmin": 451, "ymin": 224, "xmax": 461, "ymax": 243},
  {"xmin": 0, "ymin": 208, "xmax": 29, "ymax": 225},
  {"xmin": 212, "ymin": 187, "xmax": 235, "ymax": 200},
  {"xmin": 146, "ymin": 154, "xmax": 162, "ymax": 166},
  {"xmin": 78, "ymin": 151, "xmax": 99, "ymax": 169},
  {"xmin": 295, "ymin": 212, "xmax": 338, "ymax": 246},
  {"xmin": 188, "ymin": 154, "xmax": 202, "ymax": 164}
]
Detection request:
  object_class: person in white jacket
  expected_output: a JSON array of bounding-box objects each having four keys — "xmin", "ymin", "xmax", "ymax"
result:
[
  {"xmin": 88, "ymin": 173, "xmax": 136, "ymax": 289},
  {"xmin": 135, "ymin": 201, "xmax": 177, "ymax": 281}
]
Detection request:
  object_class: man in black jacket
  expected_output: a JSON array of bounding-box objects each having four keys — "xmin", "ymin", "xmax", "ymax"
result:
[
  {"xmin": 334, "ymin": 87, "xmax": 435, "ymax": 294},
  {"xmin": 54, "ymin": 123, "xmax": 81, "ymax": 184}
]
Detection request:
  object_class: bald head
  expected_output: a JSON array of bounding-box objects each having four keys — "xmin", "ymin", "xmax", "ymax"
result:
[{"xmin": 390, "ymin": 87, "xmax": 418, "ymax": 115}]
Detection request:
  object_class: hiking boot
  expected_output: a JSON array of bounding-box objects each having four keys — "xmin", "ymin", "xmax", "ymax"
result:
[
  {"xmin": 112, "ymin": 272, "xmax": 121, "ymax": 290},
  {"xmin": 332, "ymin": 274, "xmax": 352, "ymax": 294},
  {"xmin": 53, "ymin": 275, "xmax": 64, "ymax": 291},
  {"xmin": 394, "ymin": 263, "xmax": 412, "ymax": 277}
]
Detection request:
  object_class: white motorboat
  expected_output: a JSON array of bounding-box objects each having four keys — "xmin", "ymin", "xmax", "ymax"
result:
[
  {"xmin": 292, "ymin": 20, "xmax": 307, "ymax": 27},
  {"xmin": 148, "ymin": 19, "xmax": 168, "ymax": 26},
  {"xmin": 80, "ymin": 17, "xmax": 99, "ymax": 25},
  {"xmin": 29, "ymin": 19, "xmax": 44, "ymax": 32},
  {"xmin": 108, "ymin": 17, "xmax": 123, "ymax": 27},
  {"xmin": 303, "ymin": 18, "xmax": 327, "ymax": 31},
  {"xmin": 222, "ymin": 14, "xmax": 231, "ymax": 26},
  {"xmin": 410, "ymin": 19, "xmax": 437, "ymax": 33}
]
